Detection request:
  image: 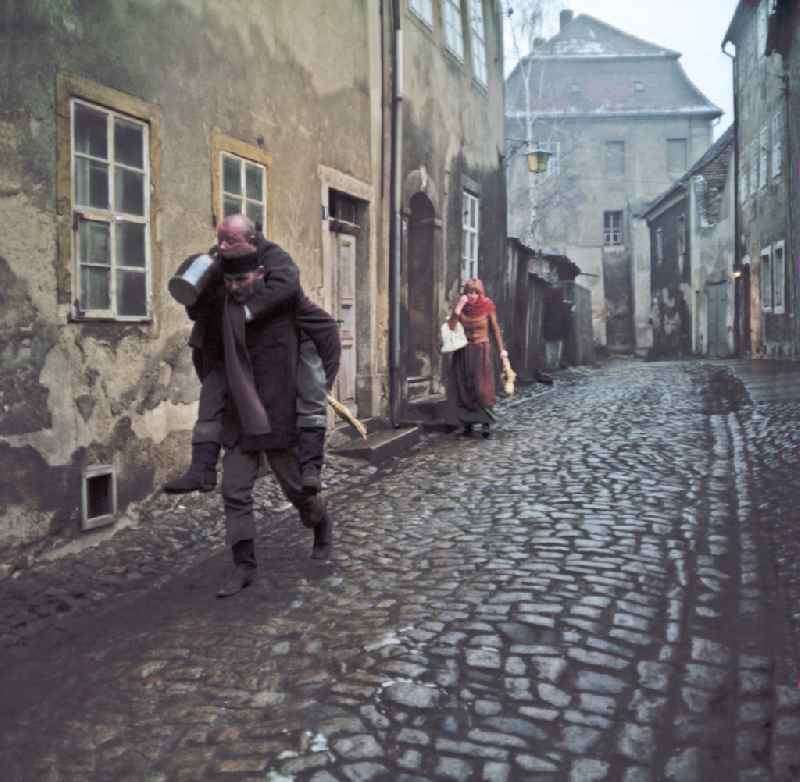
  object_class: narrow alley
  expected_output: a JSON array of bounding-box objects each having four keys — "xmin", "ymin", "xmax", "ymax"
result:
[{"xmin": 2, "ymin": 360, "xmax": 800, "ymax": 781}]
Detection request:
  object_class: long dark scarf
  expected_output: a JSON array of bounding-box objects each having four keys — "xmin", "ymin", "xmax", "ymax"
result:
[{"xmin": 222, "ymin": 298, "xmax": 271, "ymax": 437}]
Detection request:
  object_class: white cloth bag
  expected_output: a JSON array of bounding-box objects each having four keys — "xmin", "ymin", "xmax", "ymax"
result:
[{"xmin": 441, "ymin": 321, "xmax": 468, "ymax": 353}]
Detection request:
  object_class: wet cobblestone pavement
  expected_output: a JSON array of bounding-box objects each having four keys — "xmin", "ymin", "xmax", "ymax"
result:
[{"xmin": 2, "ymin": 359, "xmax": 800, "ymax": 781}]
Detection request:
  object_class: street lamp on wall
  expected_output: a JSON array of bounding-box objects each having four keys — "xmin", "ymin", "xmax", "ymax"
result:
[
  {"xmin": 505, "ymin": 138, "xmax": 553, "ymax": 174},
  {"xmin": 527, "ymin": 147, "xmax": 552, "ymax": 174}
]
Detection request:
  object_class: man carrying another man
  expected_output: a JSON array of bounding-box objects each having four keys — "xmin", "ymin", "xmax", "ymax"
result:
[{"xmin": 167, "ymin": 214, "xmax": 340, "ymax": 597}]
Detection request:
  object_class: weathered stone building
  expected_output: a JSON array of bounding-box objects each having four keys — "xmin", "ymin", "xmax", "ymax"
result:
[
  {"xmin": 724, "ymin": 0, "xmax": 793, "ymax": 357},
  {"xmin": 642, "ymin": 127, "xmax": 736, "ymax": 358},
  {"xmin": 399, "ymin": 0, "xmax": 506, "ymax": 411},
  {"xmin": 506, "ymin": 10, "xmax": 721, "ymax": 354},
  {"xmin": 768, "ymin": 0, "xmax": 800, "ymax": 355},
  {"xmin": 0, "ymin": 1, "xmax": 506, "ymax": 565}
]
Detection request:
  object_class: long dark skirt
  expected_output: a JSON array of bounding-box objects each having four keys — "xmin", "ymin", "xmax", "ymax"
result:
[{"xmin": 446, "ymin": 341, "xmax": 496, "ymax": 426}]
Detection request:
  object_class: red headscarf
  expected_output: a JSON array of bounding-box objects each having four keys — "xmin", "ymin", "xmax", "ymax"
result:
[{"xmin": 462, "ymin": 277, "xmax": 495, "ymax": 318}]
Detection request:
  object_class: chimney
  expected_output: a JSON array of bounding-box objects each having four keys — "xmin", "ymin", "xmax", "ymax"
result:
[{"xmin": 560, "ymin": 10, "xmax": 574, "ymax": 31}]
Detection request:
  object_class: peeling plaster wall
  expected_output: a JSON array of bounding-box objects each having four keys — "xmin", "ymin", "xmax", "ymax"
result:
[
  {"xmin": 691, "ymin": 163, "xmax": 736, "ymax": 357},
  {"xmin": 648, "ymin": 198, "xmax": 692, "ymax": 358},
  {"xmin": 0, "ymin": 0, "xmax": 379, "ymax": 563}
]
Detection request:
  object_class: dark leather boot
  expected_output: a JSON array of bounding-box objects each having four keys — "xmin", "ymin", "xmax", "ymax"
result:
[
  {"xmin": 481, "ymin": 423, "xmax": 491, "ymax": 439},
  {"xmin": 216, "ymin": 539, "xmax": 257, "ymax": 598},
  {"xmin": 164, "ymin": 442, "xmax": 220, "ymax": 493},
  {"xmin": 462, "ymin": 424, "xmax": 473, "ymax": 437},
  {"xmin": 298, "ymin": 428, "xmax": 325, "ymax": 494},
  {"xmin": 215, "ymin": 564, "xmax": 256, "ymax": 598},
  {"xmin": 311, "ymin": 512, "xmax": 333, "ymax": 560},
  {"xmin": 301, "ymin": 464, "xmax": 322, "ymax": 495}
]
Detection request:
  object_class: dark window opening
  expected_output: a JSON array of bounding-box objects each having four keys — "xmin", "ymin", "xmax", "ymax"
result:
[
  {"xmin": 605, "ymin": 141, "xmax": 625, "ymax": 176},
  {"xmin": 87, "ymin": 473, "xmax": 112, "ymax": 519},
  {"xmin": 329, "ymin": 190, "xmax": 360, "ymax": 226},
  {"xmin": 82, "ymin": 467, "xmax": 116, "ymax": 530}
]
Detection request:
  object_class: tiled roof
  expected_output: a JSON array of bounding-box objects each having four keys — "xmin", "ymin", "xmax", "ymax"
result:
[
  {"xmin": 537, "ymin": 14, "xmax": 678, "ymax": 59},
  {"xmin": 506, "ymin": 16, "xmax": 722, "ymax": 119},
  {"xmin": 506, "ymin": 57, "xmax": 723, "ymax": 118}
]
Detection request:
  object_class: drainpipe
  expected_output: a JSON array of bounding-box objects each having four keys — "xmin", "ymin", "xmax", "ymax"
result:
[
  {"xmin": 781, "ymin": 66, "xmax": 795, "ymax": 352},
  {"xmin": 388, "ymin": 0, "xmax": 403, "ymax": 426},
  {"xmin": 722, "ymin": 40, "xmax": 740, "ymax": 355}
]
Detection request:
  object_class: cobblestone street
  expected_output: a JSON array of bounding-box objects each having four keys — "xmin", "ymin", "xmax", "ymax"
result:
[{"xmin": 3, "ymin": 359, "xmax": 800, "ymax": 781}]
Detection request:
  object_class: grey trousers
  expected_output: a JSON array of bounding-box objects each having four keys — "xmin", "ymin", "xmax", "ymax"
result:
[
  {"xmin": 192, "ymin": 335, "xmax": 327, "ymax": 444},
  {"xmin": 221, "ymin": 445, "xmax": 326, "ymax": 547}
]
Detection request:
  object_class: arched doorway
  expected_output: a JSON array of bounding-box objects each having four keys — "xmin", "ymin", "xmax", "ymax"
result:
[{"xmin": 406, "ymin": 192, "xmax": 436, "ymax": 393}]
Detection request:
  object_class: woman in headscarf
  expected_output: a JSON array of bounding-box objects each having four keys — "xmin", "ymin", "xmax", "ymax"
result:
[{"xmin": 446, "ymin": 277, "xmax": 507, "ymax": 438}]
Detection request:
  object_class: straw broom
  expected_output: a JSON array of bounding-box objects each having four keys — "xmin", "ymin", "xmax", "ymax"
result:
[
  {"xmin": 501, "ymin": 356, "xmax": 517, "ymax": 396},
  {"xmin": 326, "ymin": 393, "xmax": 368, "ymax": 439}
]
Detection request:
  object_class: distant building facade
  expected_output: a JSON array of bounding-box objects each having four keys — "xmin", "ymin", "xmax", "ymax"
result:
[
  {"xmin": 641, "ymin": 127, "xmax": 735, "ymax": 359},
  {"xmin": 506, "ymin": 10, "xmax": 721, "ymax": 354}
]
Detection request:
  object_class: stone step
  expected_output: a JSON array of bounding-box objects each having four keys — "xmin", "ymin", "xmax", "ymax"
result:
[
  {"xmin": 405, "ymin": 393, "xmax": 448, "ymax": 421},
  {"xmin": 332, "ymin": 425, "xmax": 420, "ymax": 464}
]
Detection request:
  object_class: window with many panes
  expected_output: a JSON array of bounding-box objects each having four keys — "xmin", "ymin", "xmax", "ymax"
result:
[
  {"xmin": 773, "ymin": 240, "xmax": 786, "ymax": 313},
  {"xmin": 409, "ymin": 0, "xmax": 433, "ymax": 26},
  {"xmin": 604, "ymin": 211, "xmax": 623, "ymax": 246},
  {"xmin": 469, "ymin": 0, "xmax": 487, "ymax": 84},
  {"xmin": 462, "ymin": 191, "xmax": 479, "ymax": 280},
  {"xmin": 761, "ymin": 245, "xmax": 772, "ymax": 311},
  {"xmin": 759, "ymin": 125, "xmax": 769, "ymax": 187},
  {"xmin": 443, "ymin": 0, "xmax": 464, "ymax": 61},
  {"xmin": 772, "ymin": 111, "xmax": 783, "ymax": 178},
  {"xmin": 211, "ymin": 131, "xmax": 272, "ymax": 237},
  {"xmin": 71, "ymin": 99, "xmax": 150, "ymax": 318},
  {"xmin": 221, "ymin": 153, "xmax": 268, "ymax": 229}
]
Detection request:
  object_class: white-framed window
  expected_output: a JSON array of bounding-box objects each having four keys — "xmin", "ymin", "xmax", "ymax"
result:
[
  {"xmin": 462, "ymin": 191, "xmax": 479, "ymax": 280},
  {"xmin": 409, "ymin": 0, "xmax": 433, "ymax": 27},
  {"xmin": 773, "ymin": 240, "xmax": 786, "ymax": 313},
  {"xmin": 758, "ymin": 0, "xmax": 768, "ymax": 58},
  {"xmin": 604, "ymin": 210, "xmax": 623, "ymax": 246},
  {"xmin": 772, "ymin": 111, "xmax": 783, "ymax": 178},
  {"xmin": 469, "ymin": 0, "xmax": 487, "ymax": 85},
  {"xmin": 655, "ymin": 227, "xmax": 664, "ymax": 263},
  {"xmin": 761, "ymin": 245, "xmax": 773, "ymax": 311},
  {"xmin": 667, "ymin": 138, "xmax": 688, "ymax": 176},
  {"xmin": 221, "ymin": 152, "xmax": 268, "ymax": 229},
  {"xmin": 537, "ymin": 141, "xmax": 560, "ymax": 177},
  {"xmin": 408, "ymin": 0, "xmax": 433, "ymax": 27},
  {"xmin": 759, "ymin": 125, "xmax": 769, "ymax": 188},
  {"xmin": 605, "ymin": 141, "xmax": 625, "ymax": 176},
  {"xmin": 71, "ymin": 98, "xmax": 150, "ymax": 319},
  {"xmin": 750, "ymin": 139, "xmax": 759, "ymax": 194},
  {"xmin": 739, "ymin": 147, "xmax": 749, "ymax": 203},
  {"xmin": 443, "ymin": 0, "xmax": 464, "ymax": 61}
]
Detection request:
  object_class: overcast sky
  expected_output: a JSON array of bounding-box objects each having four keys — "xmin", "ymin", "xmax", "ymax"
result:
[{"xmin": 505, "ymin": 0, "xmax": 739, "ymax": 139}]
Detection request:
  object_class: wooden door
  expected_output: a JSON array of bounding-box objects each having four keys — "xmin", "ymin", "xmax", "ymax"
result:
[{"xmin": 332, "ymin": 230, "xmax": 357, "ymax": 413}]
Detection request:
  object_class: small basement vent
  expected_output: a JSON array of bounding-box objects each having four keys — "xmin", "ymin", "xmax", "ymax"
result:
[{"xmin": 82, "ymin": 465, "xmax": 117, "ymax": 530}]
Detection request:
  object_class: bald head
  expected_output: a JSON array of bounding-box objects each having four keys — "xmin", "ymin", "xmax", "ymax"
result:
[{"xmin": 217, "ymin": 213, "xmax": 257, "ymax": 258}]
